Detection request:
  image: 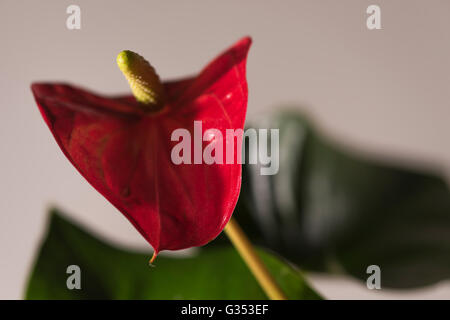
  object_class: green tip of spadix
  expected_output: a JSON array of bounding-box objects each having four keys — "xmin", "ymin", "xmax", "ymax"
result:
[{"xmin": 117, "ymin": 50, "xmax": 136, "ymax": 73}]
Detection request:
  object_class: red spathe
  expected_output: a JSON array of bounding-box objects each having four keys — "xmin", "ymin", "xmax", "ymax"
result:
[{"xmin": 31, "ymin": 37, "xmax": 251, "ymax": 255}]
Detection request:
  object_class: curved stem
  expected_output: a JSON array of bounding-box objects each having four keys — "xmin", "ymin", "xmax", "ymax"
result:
[{"xmin": 224, "ymin": 218, "xmax": 287, "ymax": 300}]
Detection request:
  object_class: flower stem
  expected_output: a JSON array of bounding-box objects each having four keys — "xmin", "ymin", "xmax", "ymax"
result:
[{"xmin": 224, "ymin": 218, "xmax": 287, "ymax": 300}]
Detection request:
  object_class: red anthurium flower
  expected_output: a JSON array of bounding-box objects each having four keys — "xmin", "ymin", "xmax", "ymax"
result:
[{"xmin": 32, "ymin": 37, "xmax": 251, "ymax": 259}]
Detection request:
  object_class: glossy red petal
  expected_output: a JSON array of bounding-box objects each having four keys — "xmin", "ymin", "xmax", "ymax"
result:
[{"xmin": 32, "ymin": 37, "xmax": 251, "ymax": 254}]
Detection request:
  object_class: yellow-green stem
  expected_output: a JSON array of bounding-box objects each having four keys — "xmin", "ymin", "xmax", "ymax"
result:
[{"xmin": 224, "ymin": 218, "xmax": 287, "ymax": 300}]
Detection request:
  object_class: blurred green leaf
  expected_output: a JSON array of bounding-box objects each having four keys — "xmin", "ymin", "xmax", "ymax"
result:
[
  {"xmin": 235, "ymin": 110, "xmax": 450, "ymax": 288},
  {"xmin": 25, "ymin": 209, "xmax": 321, "ymax": 299}
]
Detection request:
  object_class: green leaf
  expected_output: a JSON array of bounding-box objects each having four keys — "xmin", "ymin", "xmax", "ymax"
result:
[
  {"xmin": 236, "ymin": 110, "xmax": 450, "ymax": 288},
  {"xmin": 25, "ymin": 209, "xmax": 321, "ymax": 300}
]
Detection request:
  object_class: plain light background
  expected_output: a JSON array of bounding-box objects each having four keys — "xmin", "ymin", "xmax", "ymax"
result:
[{"xmin": 1, "ymin": 0, "xmax": 449, "ymax": 299}]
